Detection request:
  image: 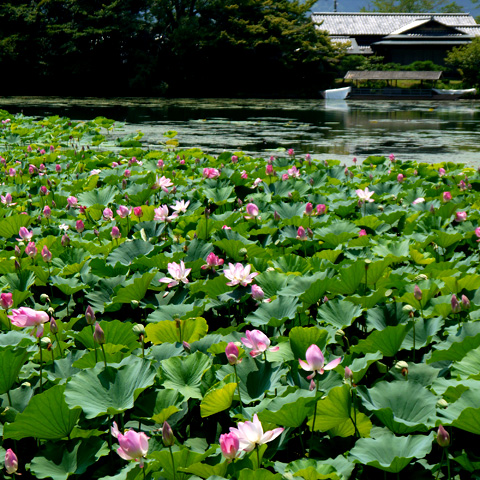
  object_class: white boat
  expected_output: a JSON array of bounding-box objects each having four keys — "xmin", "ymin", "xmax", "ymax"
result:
[
  {"xmin": 322, "ymin": 86, "xmax": 351, "ymax": 100},
  {"xmin": 432, "ymin": 88, "xmax": 476, "ymax": 98}
]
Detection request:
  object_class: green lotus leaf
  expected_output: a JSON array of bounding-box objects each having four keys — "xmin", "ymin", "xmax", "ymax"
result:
[
  {"xmin": 351, "ymin": 323, "xmax": 412, "ymax": 357},
  {"xmin": 147, "ymin": 303, "xmax": 204, "ymax": 322},
  {"xmin": 452, "ymin": 346, "xmax": 480, "ymax": 379},
  {"xmin": 77, "ymin": 185, "xmax": 117, "ymax": 208},
  {"xmin": 330, "ymin": 261, "xmax": 366, "ymax": 295},
  {"xmin": 254, "ymin": 270, "xmax": 289, "ymax": 298},
  {"xmin": 112, "ymin": 271, "xmax": 156, "ymax": 303},
  {"xmin": 106, "ymin": 239, "xmax": 155, "ymax": 266},
  {"xmin": 245, "ymin": 296, "xmax": 299, "ymax": 327},
  {"xmin": 30, "ymin": 437, "xmax": 108, "ymax": 480},
  {"xmin": 438, "ymin": 385, "xmax": 480, "ymax": 434},
  {"xmin": 278, "ymin": 272, "xmax": 327, "ymax": 298},
  {"xmin": 349, "ymin": 433, "xmax": 435, "ymax": 473},
  {"xmin": 135, "ymin": 388, "xmax": 184, "ymax": 424},
  {"xmin": 75, "ymin": 319, "xmax": 139, "ymax": 351},
  {"xmin": 356, "ymin": 381, "xmax": 437, "ymax": 434},
  {"xmin": 64, "ymin": 358, "xmax": 156, "ymax": 418},
  {"xmin": 285, "ymin": 456, "xmax": 354, "ymax": 480},
  {"xmin": 271, "ymin": 202, "xmax": 308, "ymax": 219},
  {"xmin": 257, "ymin": 390, "xmax": 316, "ymax": 428},
  {"xmin": 178, "ymin": 461, "xmax": 228, "ymax": 479},
  {"xmin": 428, "ymin": 322, "xmax": 480, "ymax": 363},
  {"xmin": 434, "ymin": 230, "xmax": 463, "ymax": 249},
  {"xmin": 272, "ymin": 255, "xmax": 310, "ymax": 275},
  {"xmin": 317, "ymin": 299, "xmax": 363, "ymax": 329},
  {"xmin": 372, "ymin": 239, "xmax": 410, "ymax": 258},
  {"xmin": 344, "ymin": 352, "xmax": 383, "ymax": 384},
  {"xmin": 238, "ymin": 469, "xmax": 282, "ymax": 480},
  {"xmin": 347, "ymin": 288, "xmax": 390, "ymax": 310},
  {"xmin": 402, "ymin": 317, "xmax": 444, "ymax": 350},
  {"xmin": 160, "ymin": 351, "xmax": 212, "ymax": 400},
  {"xmin": 50, "ymin": 276, "xmax": 89, "ymax": 295},
  {"xmin": 203, "ymin": 186, "xmax": 235, "ymax": 205},
  {"xmin": 146, "ymin": 317, "xmax": 208, "ymax": 344},
  {"xmin": 189, "ymin": 275, "xmax": 230, "ymax": 297},
  {"xmin": 0, "ymin": 346, "xmax": 30, "ymax": 394},
  {"xmin": 0, "ymin": 213, "xmax": 32, "ymax": 239},
  {"xmin": 442, "ymin": 274, "xmax": 480, "ymax": 294},
  {"xmin": 200, "ymin": 375, "xmax": 237, "ymax": 417},
  {"xmin": 4, "ymin": 385, "xmax": 81, "ymax": 440},
  {"xmin": 366, "ymin": 303, "xmax": 409, "ymax": 330}
]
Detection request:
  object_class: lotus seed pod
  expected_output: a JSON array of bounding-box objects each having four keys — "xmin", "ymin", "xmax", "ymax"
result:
[
  {"xmin": 437, "ymin": 399, "xmax": 449, "ymax": 409},
  {"xmin": 402, "ymin": 304, "xmax": 415, "ymax": 313},
  {"xmin": 415, "ymin": 274, "xmax": 428, "ymax": 281},
  {"xmin": 395, "ymin": 360, "xmax": 409, "ymax": 371},
  {"xmin": 40, "ymin": 337, "xmax": 52, "ymax": 348},
  {"xmin": 238, "ymin": 248, "xmax": 248, "ymax": 257},
  {"xmin": 40, "ymin": 293, "xmax": 50, "ymax": 304}
]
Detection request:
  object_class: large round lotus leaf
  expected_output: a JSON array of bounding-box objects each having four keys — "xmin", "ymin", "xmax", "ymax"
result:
[
  {"xmin": 349, "ymin": 432, "xmax": 434, "ymax": 473},
  {"xmin": 356, "ymin": 381, "xmax": 437, "ymax": 434}
]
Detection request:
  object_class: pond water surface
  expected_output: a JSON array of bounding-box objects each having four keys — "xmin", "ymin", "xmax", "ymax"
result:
[{"xmin": 1, "ymin": 96, "xmax": 480, "ymax": 166}]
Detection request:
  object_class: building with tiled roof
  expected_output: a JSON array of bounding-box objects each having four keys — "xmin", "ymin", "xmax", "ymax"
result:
[{"xmin": 312, "ymin": 13, "xmax": 480, "ymax": 64}]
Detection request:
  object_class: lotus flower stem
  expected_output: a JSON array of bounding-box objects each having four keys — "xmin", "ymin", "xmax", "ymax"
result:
[
  {"xmin": 350, "ymin": 389, "xmax": 360, "ymax": 438},
  {"xmin": 100, "ymin": 343, "xmax": 107, "ymax": 369},
  {"xmin": 54, "ymin": 333, "xmax": 63, "ymax": 358},
  {"xmin": 310, "ymin": 378, "xmax": 319, "ymax": 444},
  {"xmin": 233, "ymin": 364, "xmax": 243, "ymax": 405},
  {"xmin": 7, "ymin": 390, "xmax": 12, "ymax": 406},
  {"xmin": 256, "ymin": 444, "xmax": 260, "ymax": 470},
  {"xmin": 38, "ymin": 339, "xmax": 43, "ymax": 393},
  {"xmin": 168, "ymin": 445, "xmax": 176, "ymax": 480},
  {"xmin": 90, "ymin": 324, "xmax": 98, "ymax": 364}
]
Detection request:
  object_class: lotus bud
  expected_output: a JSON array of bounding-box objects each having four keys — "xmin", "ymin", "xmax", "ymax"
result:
[
  {"xmin": 335, "ymin": 329, "xmax": 346, "ymax": 342},
  {"xmin": 305, "ymin": 202, "xmax": 314, "ymax": 216},
  {"xmin": 345, "ymin": 366, "xmax": 353, "ymax": 383},
  {"xmin": 182, "ymin": 341, "xmax": 191, "ymax": 352},
  {"xmin": 274, "ymin": 211, "xmax": 280, "ymax": 221},
  {"xmin": 40, "ymin": 336, "xmax": 52, "ymax": 349},
  {"xmin": 309, "ymin": 379, "xmax": 316, "ymax": 391},
  {"xmin": 0, "ymin": 292, "xmax": 13, "ymax": 309},
  {"xmin": 451, "ymin": 294, "xmax": 461, "ymax": 313},
  {"xmin": 40, "ymin": 293, "xmax": 50, "ymax": 304},
  {"xmin": 131, "ymin": 300, "xmax": 140, "ymax": 309},
  {"xmin": 437, "ymin": 398, "xmax": 449, "ymax": 409},
  {"xmin": 61, "ymin": 234, "xmax": 70, "ymax": 247},
  {"xmin": 225, "ymin": 342, "xmax": 241, "ymax": 365},
  {"xmin": 461, "ymin": 295, "xmax": 470, "ymax": 310},
  {"xmin": 5, "ymin": 448, "xmax": 18, "ymax": 475},
  {"xmin": 162, "ymin": 421, "xmax": 175, "ymax": 447},
  {"xmin": 133, "ymin": 324, "xmax": 145, "ymax": 336},
  {"xmin": 15, "ymin": 245, "xmax": 21, "ymax": 258},
  {"xmin": 14, "ymin": 259, "xmax": 21, "ymax": 270},
  {"xmin": 437, "ymin": 425, "xmax": 450, "ymax": 447},
  {"xmin": 93, "ymin": 322, "xmax": 105, "ymax": 344},
  {"xmin": 402, "ymin": 304, "xmax": 415, "ymax": 313},
  {"xmin": 85, "ymin": 305, "xmax": 96, "ymax": 325},
  {"xmin": 50, "ymin": 317, "xmax": 58, "ymax": 334},
  {"xmin": 238, "ymin": 248, "xmax": 248, "ymax": 258},
  {"xmin": 413, "ymin": 285, "xmax": 422, "ymax": 301}
]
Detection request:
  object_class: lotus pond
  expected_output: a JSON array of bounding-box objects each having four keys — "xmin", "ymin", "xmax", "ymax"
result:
[{"xmin": 0, "ymin": 110, "xmax": 479, "ymax": 480}]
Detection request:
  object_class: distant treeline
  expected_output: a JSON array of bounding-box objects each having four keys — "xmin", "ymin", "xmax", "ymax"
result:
[{"xmin": 0, "ymin": 0, "xmax": 344, "ymax": 97}]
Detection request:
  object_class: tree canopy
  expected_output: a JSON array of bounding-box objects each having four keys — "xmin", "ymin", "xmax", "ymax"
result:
[
  {"xmin": 445, "ymin": 37, "xmax": 480, "ymax": 87},
  {"xmin": 0, "ymin": 0, "xmax": 343, "ymax": 96}
]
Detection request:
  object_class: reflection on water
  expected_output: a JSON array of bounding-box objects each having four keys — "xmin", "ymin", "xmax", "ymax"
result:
[{"xmin": 1, "ymin": 96, "xmax": 480, "ymax": 165}]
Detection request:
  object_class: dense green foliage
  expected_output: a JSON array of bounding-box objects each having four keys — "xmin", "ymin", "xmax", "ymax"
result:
[
  {"xmin": 1, "ymin": 110, "xmax": 480, "ymax": 479},
  {"xmin": 0, "ymin": 0, "xmax": 342, "ymax": 96},
  {"xmin": 445, "ymin": 37, "xmax": 480, "ymax": 87},
  {"xmin": 361, "ymin": 0, "xmax": 464, "ymax": 13}
]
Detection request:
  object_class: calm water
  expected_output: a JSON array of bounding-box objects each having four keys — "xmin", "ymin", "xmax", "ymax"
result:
[{"xmin": 1, "ymin": 96, "xmax": 480, "ymax": 166}]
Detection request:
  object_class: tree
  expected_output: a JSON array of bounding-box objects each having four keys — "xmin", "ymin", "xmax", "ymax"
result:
[
  {"xmin": 362, "ymin": 0, "xmax": 464, "ymax": 13},
  {"xmin": 445, "ymin": 37, "xmax": 480, "ymax": 87}
]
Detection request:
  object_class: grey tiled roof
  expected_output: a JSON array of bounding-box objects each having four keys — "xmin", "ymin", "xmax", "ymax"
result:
[{"xmin": 312, "ymin": 13, "xmax": 478, "ymax": 36}]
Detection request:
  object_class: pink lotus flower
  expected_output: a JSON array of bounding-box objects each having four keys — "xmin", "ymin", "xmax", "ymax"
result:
[
  {"xmin": 229, "ymin": 414, "xmax": 284, "ymax": 452},
  {"xmin": 159, "ymin": 261, "xmax": 191, "ymax": 288},
  {"xmin": 231, "ymin": 155, "xmax": 238, "ymax": 163},
  {"xmin": 133, "ymin": 206, "xmax": 143, "ymax": 219},
  {"xmin": 9, "ymin": 168, "xmax": 16, "ymax": 176},
  {"xmin": 389, "ymin": 154, "xmax": 395, "ymax": 162},
  {"xmin": 223, "ymin": 263, "xmax": 258, "ymax": 287},
  {"xmin": 241, "ymin": 170, "xmax": 248, "ymax": 179},
  {"xmin": 154, "ymin": 205, "xmax": 177, "ymax": 222},
  {"xmin": 56, "ymin": 164, "xmax": 62, "ymax": 172},
  {"xmin": 170, "ymin": 200, "xmax": 190, "ymax": 215},
  {"xmin": 245, "ymin": 203, "xmax": 259, "ymax": 219},
  {"xmin": 414, "ymin": 285, "xmax": 422, "ymax": 301},
  {"xmin": 358, "ymin": 229, "xmax": 367, "ymax": 237},
  {"xmin": 103, "ymin": 208, "xmax": 113, "ymax": 220},
  {"xmin": 287, "ymin": 165, "xmax": 300, "ymax": 177},
  {"xmin": 475, "ymin": 227, "xmax": 480, "ymax": 242},
  {"xmin": 437, "ymin": 425, "xmax": 450, "ymax": 448},
  {"xmin": 93, "ymin": 322, "xmax": 105, "ymax": 344},
  {"xmin": 43, "ymin": 205, "xmax": 51, "ymax": 218},
  {"xmin": 299, "ymin": 344, "xmax": 342, "ymax": 380},
  {"xmin": 0, "ymin": 292, "xmax": 13, "ymax": 309},
  {"xmin": 67, "ymin": 196, "xmax": 78, "ymax": 208},
  {"xmin": 281, "ymin": 173, "xmax": 289, "ymax": 181},
  {"xmin": 296, "ymin": 226, "xmax": 308, "ymax": 240},
  {"xmin": 225, "ymin": 342, "xmax": 241, "ymax": 365},
  {"xmin": 5, "ymin": 448, "xmax": 18, "ymax": 475},
  {"xmin": 356, "ymin": 187, "xmax": 374, "ymax": 204},
  {"xmin": 203, "ymin": 168, "xmax": 220, "ymax": 178},
  {"xmin": 241, "ymin": 329, "xmax": 279, "ymax": 358},
  {"xmin": 251, "ymin": 284, "xmax": 266, "ymax": 302},
  {"xmin": 455, "ymin": 211, "xmax": 467, "ymax": 222},
  {"xmin": 288, "ymin": 148, "xmax": 295, "ymax": 156},
  {"xmin": 443, "ymin": 191, "xmax": 452, "ymax": 202},
  {"xmin": 111, "ymin": 422, "xmax": 149, "ymax": 467},
  {"xmin": 17, "ymin": 227, "xmax": 33, "ymax": 242},
  {"xmin": 1, "ymin": 193, "xmax": 14, "ymax": 206},
  {"xmin": 153, "ymin": 175, "xmax": 173, "ymax": 193},
  {"xmin": 124, "ymin": 169, "xmax": 131, "ymax": 178},
  {"xmin": 8, "ymin": 307, "xmax": 49, "ymax": 337},
  {"xmin": 41, "ymin": 245, "xmax": 52, "ymax": 262},
  {"xmin": 111, "ymin": 226, "xmax": 121, "ymax": 239},
  {"xmin": 116, "ymin": 205, "xmax": 131, "ymax": 218},
  {"xmin": 201, "ymin": 252, "xmax": 224, "ymax": 270},
  {"xmin": 157, "ymin": 159, "xmax": 164, "ymax": 168},
  {"xmin": 412, "ymin": 197, "xmax": 425, "ymax": 205},
  {"xmin": 439, "ymin": 167, "xmax": 446, "ymax": 177},
  {"xmin": 220, "ymin": 432, "xmax": 240, "ymax": 460},
  {"xmin": 316, "ymin": 204, "xmax": 326, "ymax": 215},
  {"xmin": 451, "ymin": 294, "xmax": 461, "ymax": 313},
  {"xmin": 25, "ymin": 242, "xmax": 37, "ymax": 258},
  {"xmin": 266, "ymin": 164, "xmax": 274, "ymax": 175}
]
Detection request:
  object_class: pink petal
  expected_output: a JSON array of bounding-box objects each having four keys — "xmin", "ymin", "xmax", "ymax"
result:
[{"xmin": 324, "ymin": 357, "xmax": 342, "ymax": 370}]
